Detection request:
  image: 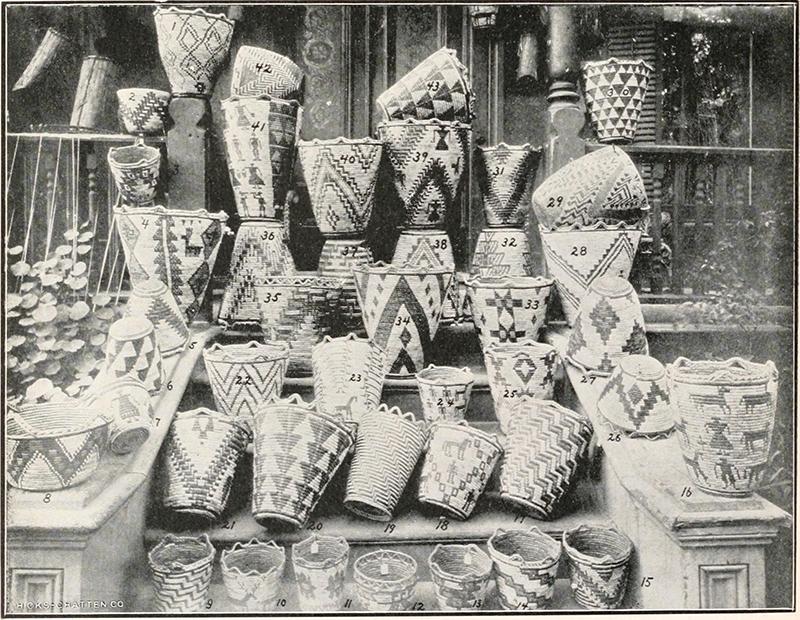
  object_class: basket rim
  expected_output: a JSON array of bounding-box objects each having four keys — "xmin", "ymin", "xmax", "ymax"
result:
[
  {"xmin": 108, "ymin": 315, "xmax": 155, "ymax": 341},
  {"xmin": 298, "ymin": 136, "xmax": 383, "ymax": 148},
  {"xmin": 172, "ymin": 406, "xmax": 252, "ymax": 434},
  {"xmin": 153, "ymin": 6, "xmax": 234, "ymax": 25},
  {"xmin": 464, "ymin": 274, "xmax": 554, "ymax": 290},
  {"xmin": 234, "ymin": 44, "xmax": 303, "ymax": 72},
  {"xmin": 220, "ymin": 93, "xmax": 304, "ymax": 109},
  {"xmin": 376, "ymin": 117, "xmax": 473, "ymax": 131},
  {"xmin": 113, "ymin": 203, "xmax": 229, "ymax": 222},
  {"xmin": 505, "ymin": 397, "xmax": 591, "ymax": 433},
  {"xmin": 477, "ymin": 141, "xmax": 539, "ymax": 153},
  {"xmin": 203, "ymin": 339, "xmax": 290, "ymax": 363},
  {"xmin": 582, "ymin": 56, "xmax": 655, "ymax": 72},
  {"xmin": 538, "ymin": 219, "xmax": 645, "ymax": 234},
  {"xmin": 148, "ymin": 533, "xmax": 215, "ymax": 572},
  {"xmin": 483, "ymin": 338, "xmax": 557, "ymax": 357},
  {"xmin": 428, "ymin": 420, "xmax": 503, "ymax": 454},
  {"xmin": 117, "ymin": 87, "xmax": 171, "ymax": 98},
  {"xmin": 666, "ymin": 356, "xmax": 778, "ymax": 386},
  {"xmin": 428, "ymin": 543, "xmax": 493, "ymax": 581},
  {"xmin": 353, "ymin": 260, "xmax": 454, "ymax": 277},
  {"xmin": 107, "ymin": 143, "xmax": 161, "ymax": 169},
  {"xmin": 253, "ymin": 394, "xmax": 356, "ymax": 440},
  {"xmin": 487, "ymin": 527, "xmax": 562, "ymax": 569},
  {"xmin": 292, "ymin": 534, "xmax": 349, "ymax": 569},
  {"xmin": 8, "ymin": 405, "xmax": 108, "ymax": 440},
  {"xmin": 562, "ymin": 524, "xmax": 633, "ymax": 566},
  {"xmin": 220, "ymin": 538, "xmax": 285, "ymax": 578},
  {"xmin": 415, "ymin": 364, "xmax": 474, "ymax": 387},
  {"xmin": 353, "ymin": 549, "xmax": 418, "ymax": 586}
]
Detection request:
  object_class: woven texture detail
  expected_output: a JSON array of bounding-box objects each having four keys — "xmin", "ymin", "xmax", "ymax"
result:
[
  {"xmin": 231, "ymin": 45, "xmax": 304, "ymax": 101},
  {"xmin": 477, "ymin": 143, "xmax": 540, "ymax": 227},
  {"xmin": 148, "ymin": 535, "xmax": 215, "ymax": 612},
  {"xmin": 563, "ymin": 525, "xmax": 633, "ymax": 609},
  {"xmin": 428, "ymin": 544, "xmax": 493, "ymax": 611},
  {"xmin": 117, "ymin": 88, "xmax": 170, "ymax": 135},
  {"xmin": 292, "ymin": 535, "xmax": 349, "ymax": 610},
  {"xmin": 220, "ymin": 539, "xmax": 285, "ymax": 609},
  {"xmin": 470, "ymin": 228, "xmax": 532, "ymax": 278},
  {"xmin": 107, "ymin": 144, "xmax": 160, "ymax": 207},
  {"xmin": 317, "ymin": 239, "xmax": 372, "ymax": 334},
  {"xmin": 126, "ymin": 279, "xmax": 190, "ymax": 357},
  {"xmin": 416, "ymin": 366, "xmax": 474, "ymax": 423},
  {"xmin": 353, "ymin": 549, "xmax": 418, "ymax": 611},
  {"xmin": 101, "ymin": 316, "xmax": 164, "ymax": 395}
]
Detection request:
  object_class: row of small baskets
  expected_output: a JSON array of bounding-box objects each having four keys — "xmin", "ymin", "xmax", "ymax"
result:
[{"xmin": 148, "ymin": 525, "xmax": 634, "ymax": 612}]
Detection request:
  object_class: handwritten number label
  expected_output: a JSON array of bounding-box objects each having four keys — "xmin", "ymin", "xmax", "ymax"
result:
[
  {"xmin": 394, "ymin": 316, "xmax": 411, "ymax": 326},
  {"xmin": 503, "ymin": 388, "xmax": 519, "ymax": 399},
  {"xmin": 546, "ymin": 196, "xmax": 564, "ymax": 209},
  {"xmin": 641, "ymin": 576, "xmax": 653, "ymax": 588},
  {"xmin": 255, "ymin": 63, "xmax": 273, "ymax": 74},
  {"xmin": 513, "ymin": 513, "xmax": 526, "ymax": 524},
  {"xmin": 260, "ymin": 230, "xmax": 276, "ymax": 241},
  {"xmin": 426, "ymin": 80, "xmax": 441, "ymax": 92},
  {"xmin": 166, "ymin": 381, "xmax": 174, "ymax": 391},
  {"xmin": 524, "ymin": 299, "xmax": 540, "ymax": 310},
  {"xmin": 188, "ymin": 341, "xmax": 197, "ymax": 350},
  {"xmin": 384, "ymin": 523, "xmax": 396, "ymax": 534},
  {"xmin": 492, "ymin": 166, "xmax": 505, "ymax": 177},
  {"xmin": 570, "ymin": 246, "xmax": 588, "ymax": 257},
  {"xmin": 263, "ymin": 292, "xmax": 282, "ymax": 303},
  {"xmin": 608, "ymin": 432, "xmax": 622, "ymax": 442},
  {"xmin": 501, "ymin": 237, "xmax": 517, "ymax": 248},
  {"xmin": 235, "ymin": 375, "xmax": 253, "ymax": 386},
  {"xmin": 580, "ymin": 375, "xmax": 596, "ymax": 384},
  {"xmin": 435, "ymin": 517, "xmax": 449, "ymax": 531},
  {"xmin": 276, "ymin": 599, "xmax": 286, "ymax": 607},
  {"xmin": 680, "ymin": 486, "xmax": 693, "ymax": 498},
  {"xmin": 205, "ymin": 600, "xmax": 213, "ymax": 609},
  {"xmin": 338, "ymin": 154, "xmax": 357, "ymax": 165},
  {"xmin": 349, "ymin": 373, "xmax": 362, "ymax": 382},
  {"xmin": 43, "ymin": 493, "xmax": 52, "ymax": 504},
  {"xmin": 251, "ymin": 121, "xmax": 266, "ymax": 132},
  {"xmin": 218, "ymin": 520, "xmax": 236, "ymax": 530},
  {"xmin": 411, "ymin": 151, "xmax": 429, "ymax": 163},
  {"xmin": 306, "ymin": 520, "xmax": 323, "ymax": 531},
  {"xmin": 432, "ymin": 239, "xmax": 448, "ymax": 250},
  {"xmin": 412, "ymin": 602, "xmax": 425, "ymax": 611}
]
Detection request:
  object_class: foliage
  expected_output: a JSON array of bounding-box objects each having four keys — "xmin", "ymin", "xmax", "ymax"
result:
[{"xmin": 6, "ymin": 224, "xmax": 122, "ymax": 405}]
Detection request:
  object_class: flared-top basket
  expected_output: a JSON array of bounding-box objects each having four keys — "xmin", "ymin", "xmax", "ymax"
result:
[
  {"xmin": 353, "ymin": 549, "xmax": 418, "ymax": 611},
  {"xmin": 220, "ymin": 538, "xmax": 286, "ymax": 609},
  {"xmin": 125, "ymin": 277, "xmax": 190, "ymax": 358},
  {"xmin": 470, "ymin": 227, "xmax": 533, "ymax": 278},
  {"xmin": 476, "ymin": 143, "xmax": 541, "ymax": 228},
  {"xmin": 292, "ymin": 534, "xmax": 350, "ymax": 610},
  {"xmin": 117, "ymin": 88, "xmax": 171, "ymax": 136},
  {"xmin": 107, "ymin": 141, "xmax": 161, "ymax": 206},
  {"xmin": 428, "ymin": 543, "xmax": 493, "ymax": 611},
  {"xmin": 147, "ymin": 533, "xmax": 215, "ymax": 612},
  {"xmin": 231, "ymin": 45, "xmax": 305, "ymax": 101}
]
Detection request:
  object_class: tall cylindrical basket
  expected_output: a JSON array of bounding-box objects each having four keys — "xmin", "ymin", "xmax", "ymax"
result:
[{"xmin": 147, "ymin": 534, "xmax": 215, "ymax": 613}]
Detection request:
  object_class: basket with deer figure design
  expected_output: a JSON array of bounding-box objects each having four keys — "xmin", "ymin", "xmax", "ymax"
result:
[
  {"xmin": 252, "ymin": 395, "xmax": 356, "ymax": 528},
  {"xmin": 415, "ymin": 365, "xmax": 475, "ymax": 423},
  {"xmin": 418, "ymin": 421, "xmax": 502, "ymax": 520},
  {"xmin": 666, "ymin": 357, "xmax": 778, "ymax": 496},
  {"xmin": 428, "ymin": 543, "xmax": 493, "ymax": 611},
  {"xmin": 292, "ymin": 535, "xmax": 350, "ymax": 611},
  {"xmin": 231, "ymin": 45, "xmax": 305, "ymax": 101},
  {"xmin": 477, "ymin": 143, "xmax": 540, "ymax": 227},
  {"xmin": 125, "ymin": 277, "xmax": 190, "ymax": 358},
  {"xmin": 470, "ymin": 227, "xmax": 533, "ymax": 278},
  {"xmin": 562, "ymin": 524, "xmax": 634, "ymax": 609},
  {"xmin": 147, "ymin": 533, "xmax": 215, "ymax": 613},
  {"xmin": 345, "ymin": 405, "xmax": 427, "ymax": 521},
  {"xmin": 96, "ymin": 316, "xmax": 164, "ymax": 395},
  {"xmin": 499, "ymin": 398, "xmax": 593, "ymax": 519},
  {"xmin": 161, "ymin": 408, "xmax": 251, "ymax": 521},
  {"xmin": 117, "ymin": 88, "xmax": 171, "ymax": 135},
  {"xmin": 353, "ymin": 549, "xmax": 418, "ymax": 611},
  {"xmin": 487, "ymin": 527, "xmax": 563, "ymax": 610},
  {"xmin": 220, "ymin": 539, "xmax": 286, "ymax": 610},
  {"xmin": 107, "ymin": 142, "xmax": 161, "ymax": 207},
  {"xmin": 84, "ymin": 376, "xmax": 153, "ymax": 455}
]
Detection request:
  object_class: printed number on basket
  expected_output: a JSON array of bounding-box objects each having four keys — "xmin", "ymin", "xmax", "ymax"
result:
[
  {"xmin": 680, "ymin": 486, "xmax": 693, "ymax": 498},
  {"xmin": 472, "ymin": 600, "xmax": 484, "ymax": 608},
  {"xmin": 395, "ymin": 316, "xmax": 411, "ymax": 326},
  {"xmin": 492, "ymin": 166, "xmax": 505, "ymax": 177},
  {"xmin": 263, "ymin": 292, "xmax": 282, "ymax": 303},
  {"xmin": 433, "ymin": 239, "xmax": 448, "ymax": 249},
  {"xmin": 608, "ymin": 432, "xmax": 621, "ymax": 442},
  {"xmin": 570, "ymin": 246, "xmax": 588, "ymax": 256},
  {"xmin": 435, "ymin": 517, "xmax": 449, "ymax": 531},
  {"xmin": 501, "ymin": 237, "xmax": 517, "ymax": 247},
  {"xmin": 260, "ymin": 230, "xmax": 276, "ymax": 241},
  {"xmin": 412, "ymin": 151, "xmax": 429, "ymax": 162},
  {"xmin": 251, "ymin": 121, "xmax": 266, "ymax": 132},
  {"xmin": 205, "ymin": 600, "xmax": 213, "ymax": 610},
  {"xmin": 306, "ymin": 520, "xmax": 323, "ymax": 531},
  {"xmin": 412, "ymin": 602, "xmax": 425, "ymax": 611},
  {"xmin": 580, "ymin": 375, "xmax": 596, "ymax": 384},
  {"xmin": 349, "ymin": 373, "xmax": 363, "ymax": 382},
  {"xmin": 384, "ymin": 523, "xmax": 396, "ymax": 534},
  {"xmin": 524, "ymin": 299, "xmax": 539, "ymax": 310},
  {"xmin": 255, "ymin": 63, "xmax": 273, "ymax": 73},
  {"xmin": 235, "ymin": 375, "xmax": 253, "ymax": 386},
  {"xmin": 338, "ymin": 154, "xmax": 358, "ymax": 165},
  {"xmin": 437, "ymin": 397, "xmax": 455, "ymax": 406},
  {"xmin": 218, "ymin": 520, "xmax": 236, "ymax": 530},
  {"xmin": 426, "ymin": 80, "xmax": 441, "ymax": 92},
  {"xmin": 547, "ymin": 196, "xmax": 564, "ymax": 209},
  {"xmin": 276, "ymin": 599, "xmax": 287, "ymax": 607}
]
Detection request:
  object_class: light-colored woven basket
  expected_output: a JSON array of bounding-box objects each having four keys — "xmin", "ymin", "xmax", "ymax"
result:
[
  {"xmin": 107, "ymin": 142, "xmax": 160, "ymax": 206},
  {"xmin": 220, "ymin": 538, "xmax": 286, "ymax": 610},
  {"xmin": 125, "ymin": 277, "xmax": 190, "ymax": 358},
  {"xmin": 470, "ymin": 227, "xmax": 533, "ymax": 278},
  {"xmin": 415, "ymin": 364, "xmax": 474, "ymax": 423},
  {"xmin": 117, "ymin": 88, "xmax": 171, "ymax": 136},
  {"xmin": 428, "ymin": 543, "xmax": 493, "ymax": 611},
  {"xmin": 231, "ymin": 45, "xmax": 305, "ymax": 101},
  {"xmin": 353, "ymin": 549, "xmax": 418, "ymax": 611},
  {"xmin": 99, "ymin": 315, "xmax": 164, "ymax": 395},
  {"xmin": 317, "ymin": 238, "xmax": 373, "ymax": 335},
  {"xmin": 147, "ymin": 533, "xmax": 215, "ymax": 612},
  {"xmin": 476, "ymin": 143, "xmax": 540, "ymax": 228},
  {"xmin": 84, "ymin": 376, "xmax": 153, "ymax": 455},
  {"xmin": 292, "ymin": 535, "xmax": 350, "ymax": 611}
]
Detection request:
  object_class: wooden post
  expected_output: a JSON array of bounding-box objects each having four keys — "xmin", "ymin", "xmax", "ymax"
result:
[{"xmin": 165, "ymin": 97, "xmax": 210, "ymax": 211}]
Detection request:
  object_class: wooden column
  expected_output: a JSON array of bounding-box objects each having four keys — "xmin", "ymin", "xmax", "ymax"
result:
[{"xmin": 165, "ymin": 97, "xmax": 210, "ymax": 211}]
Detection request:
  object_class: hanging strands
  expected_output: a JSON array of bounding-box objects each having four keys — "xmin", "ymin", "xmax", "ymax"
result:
[
  {"xmin": 21, "ymin": 135, "xmax": 44, "ymax": 270},
  {"xmin": 43, "ymin": 138, "xmax": 64, "ymax": 260}
]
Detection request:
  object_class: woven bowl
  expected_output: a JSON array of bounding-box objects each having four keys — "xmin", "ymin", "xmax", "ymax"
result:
[
  {"xmin": 353, "ymin": 549, "xmax": 418, "ymax": 611},
  {"xmin": 428, "ymin": 543, "xmax": 493, "ymax": 610},
  {"xmin": 220, "ymin": 539, "xmax": 286, "ymax": 609}
]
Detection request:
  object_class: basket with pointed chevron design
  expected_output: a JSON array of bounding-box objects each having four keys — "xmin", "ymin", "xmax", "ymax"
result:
[
  {"xmin": 125, "ymin": 277, "xmax": 190, "ymax": 357},
  {"xmin": 161, "ymin": 408, "xmax": 251, "ymax": 521},
  {"xmin": 487, "ymin": 527, "xmax": 563, "ymax": 610},
  {"xmin": 221, "ymin": 539, "xmax": 286, "ymax": 610},
  {"xmin": 203, "ymin": 340, "xmax": 289, "ymax": 426},
  {"xmin": 317, "ymin": 238, "xmax": 373, "ymax": 335},
  {"xmin": 345, "ymin": 405, "xmax": 427, "ymax": 521},
  {"xmin": 231, "ymin": 45, "xmax": 305, "ymax": 101},
  {"xmin": 147, "ymin": 533, "xmax": 215, "ymax": 612},
  {"xmin": 476, "ymin": 143, "xmax": 541, "ymax": 228},
  {"xmin": 97, "ymin": 316, "xmax": 164, "ymax": 395},
  {"xmin": 428, "ymin": 543, "xmax": 493, "ymax": 611},
  {"xmin": 499, "ymin": 398, "xmax": 593, "ymax": 519},
  {"xmin": 117, "ymin": 88, "xmax": 171, "ymax": 135},
  {"xmin": 292, "ymin": 535, "xmax": 350, "ymax": 610},
  {"xmin": 252, "ymin": 394, "xmax": 356, "ymax": 528},
  {"xmin": 562, "ymin": 524, "xmax": 633, "ymax": 609},
  {"xmin": 354, "ymin": 549, "xmax": 418, "ymax": 611},
  {"xmin": 470, "ymin": 227, "xmax": 533, "ymax": 278}
]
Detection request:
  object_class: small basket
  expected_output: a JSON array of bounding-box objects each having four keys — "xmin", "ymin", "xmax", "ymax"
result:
[
  {"xmin": 147, "ymin": 533, "xmax": 215, "ymax": 613},
  {"xmin": 487, "ymin": 527, "xmax": 562, "ymax": 610},
  {"xmin": 476, "ymin": 143, "xmax": 541, "ymax": 228},
  {"xmin": 161, "ymin": 408, "xmax": 251, "ymax": 521},
  {"xmin": 428, "ymin": 543, "xmax": 493, "ymax": 610},
  {"xmin": 469, "ymin": 227, "xmax": 533, "ymax": 278},
  {"xmin": 220, "ymin": 538, "xmax": 286, "ymax": 610},
  {"xmin": 84, "ymin": 376, "xmax": 153, "ymax": 455},
  {"xmin": 292, "ymin": 535, "xmax": 350, "ymax": 610},
  {"xmin": 415, "ymin": 364, "xmax": 474, "ymax": 422},
  {"xmin": 125, "ymin": 277, "xmax": 190, "ymax": 358},
  {"xmin": 231, "ymin": 45, "xmax": 305, "ymax": 101},
  {"xmin": 117, "ymin": 88, "xmax": 171, "ymax": 136},
  {"xmin": 107, "ymin": 141, "xmax": 161, "ymax": 207},
  {"xmin": 562, "ymin": 524, "xmax": 634, "ymax": 609},
  {"xmin": 353, "ymin": 549, "xmax": 418, "ymax": 611},
  {"xmin": 100, "ymin": 315, "xmax": 164, "ymax": 395},
  {"xmin": 317, "ymin": 239, "xmax": 373, "ymax": 335}
]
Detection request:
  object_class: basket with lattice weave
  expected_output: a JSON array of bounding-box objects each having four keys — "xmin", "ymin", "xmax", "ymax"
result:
[{"xmin": 353, "ymin": 549, "xmax": 418, "ymax": 611}]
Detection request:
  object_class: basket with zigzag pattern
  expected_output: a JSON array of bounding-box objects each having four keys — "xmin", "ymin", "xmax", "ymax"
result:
[
  {"xmin": 477, "ymin": 143, "xmax": 540, "ymax": 228},
  {"xmin": 147, "ymin": 533, "xmax": 215, "ymax": 613},
  {"xmin": 117, "ymin": 88, "xmax": 171, "ymax": 136},
  {"xmin": 231, "ymin": 45, "xmax": 305, "ymax": 101},
  {"xmin": 470, "ymin": 227, "xmax": 533, "ymax": 278},
  {"xmin": 317, "ymin": 238, "xmax": 373, "ymax": 335}
]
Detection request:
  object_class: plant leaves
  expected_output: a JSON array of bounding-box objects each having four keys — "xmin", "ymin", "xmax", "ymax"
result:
[
  {"xmin": 26, "ymin": 377, "xmax": 54, "ymax": 401},
  {"xmin": 39, "ymin": 292, "xmax": 57, "ymax": 305},
  {"xmin": 92, "ymin": 292, "xmax": 112, "ymax": 307},
  {"xmin": 30, "ymin": 351, "xmax": 47, "ymax": 364},
  {"xmin": 76, "ymin": 244, "xmax": 92, "ymax": 255},
  {"xmin": 40, "ymin": 273, "xmax": 61, "ymax": 286},
  {"xmin": 18, "ymin": 317, "xmax": 35, "ymax": 326},
  {"xmin": 67, "ymin": 276, "xmax": 88, "ymax": 290},
  {"xmin": 69, "ymin": 300, "xmax": 90, "ymax": 321},
  {"xmin": 8, "ymin": 355, "xmax": 18, "ymax": 368},
  {"xmin": 8, "ymin": 245, "xmax": 23, "ymax": 255},
  {"xmin": 7, "ymin": 293, "xmax": 22, "ymax": 309},
  {"xmin": 37, "ymin": 336, "xmax": 57, "ymax": 351},
  {"xmin": 63, "ymin": 229, "xmax": 79, "ymax": 241},
  {"xmin": 77, "ymin": 374, "xmax": 95, "ymax": 387},
  {"xmin": 21, "ymin": 293, "xmax": 38, "ymax": 309},
  {"xmin": 32, "ymin": 305, "xmax": 58, "ymax": 323},
  {"xmin": 78, "ymin": 231, "xmax": 94, "ymax": 243},
  {"xmin": 65, "ymin": 383, "xmax": 82, "ymax": 396},
  {"xmin": 90, "ymin": 333, "xmax": 106, "ymax": 346},
  {"xmin": 33, "ymin": 323, "xmax": 55, "ymax": 337},
  {"xmin": 10, "ymin": 262, "xmax": 30, "ymax": 277},
  {"xmin": 59, "ymin": 258, "xmax": 74, "ymax": 270},
  {"xmin": 44, "ymin": 361, "xmax": 62, "ymax": 376},
  {"xmin": 55, "ymin": 244, "xmax": 72, "ymax": 256},
  {"xmin": 8, "ymin": 310, "xmax": 21, "ymax": 318},
  {"xmin": 71, "ymin": 261, "xmax": 87, "ymax": 277},
  {"xmin": 8, "ymin": 335, "xmax": 26, "ymax": 348},
  {"xmin": 95, "ymin": 306, "xmax": 115, "ymax": 321},
  {"xmin": 62, "ymin": 326, "xmax": 79, "ymax": 338},
  {"xmin": 20, "ymin": 282, "xmax": 37, "ymax": 292},
  {"xmin": 65, "ymin": 339, "xmax": 85, "ymax": 353}
]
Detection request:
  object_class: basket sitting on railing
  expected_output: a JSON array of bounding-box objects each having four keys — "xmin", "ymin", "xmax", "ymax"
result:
[
  {"xmin": 147, "ymin": 533, "xmax": 215, "ymax": 613},
  {"xmin": 353, "ymin": 549, "xmax": 418, "ymax": 611},
  {"xmin": 428, "ymin": 543, "xmax": 493, "ymax": 611},
  {"xmin": 220, "ymin": 539, "xmax": 286, "ymax": 610}
]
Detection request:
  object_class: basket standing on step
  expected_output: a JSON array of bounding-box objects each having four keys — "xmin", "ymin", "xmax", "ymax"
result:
[
  {"xmin": 220, "ymin": 538, "xmax": 286, "ymax": 610},
  {"xmin": 84, "ymin": 376, "xmax": 153, "ymax": 455},
  {"xmin": 415, "ymin": 365, "xmax": 474, "ymax": 422},
  {"xmin": 147, "ymin": 533, "xmax": 215, "ymax": 613},
  {"xmin": 353, "ymin": 549, "xmax": 418, "ymax": 611},
  {"xmin": 292, "ymin": 534, "xmax": 350, "ymax": 610},
  {"xmin": 98, "ymin": 316, "xmax": 164, "ymax": 395},
  {"xmin": 428, "ymin": 543, "xmax": 493, "ymax": 610},
  {"xmin": 125, "ymin": 278, "xmax": 190, "ymax": 358}
]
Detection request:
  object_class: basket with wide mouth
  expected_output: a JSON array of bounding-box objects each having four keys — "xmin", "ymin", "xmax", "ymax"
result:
[
  {"xmin": 415, "ymin": 364, "xmax": 474, "ymax": 422},
  {"xmin": 292, "ymin": 535, "xmax": 350, "ymax": 610},
  {"xmin": 107, "ymin": 142, "xmax": 161, "ymax": 206},
  {"xmin": 428, "ymin": 543, "xmax": 493, "ymax": 610},
  {"xmin": 220, "ymin": 538, "xmax": 286, "ymax": 610},
  {"xmin": 353, "ymin": 549, "xmax": 418, "ymax": 611},
  {"xmin": 147, "ymin": 533, "xmax": 215, "ymax": 612}
]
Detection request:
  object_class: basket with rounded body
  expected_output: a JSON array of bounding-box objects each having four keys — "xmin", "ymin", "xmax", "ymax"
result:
[
  {"xmin": 376, "ymin": 47, "xmax": 473, "ymax": 123},
  {"xmin": 13, "ymin": 27, "xmax": 70, "ymax": 91},
  {"xmin": 353, "ymin": 549, "xmax": 418, "ymax": 611},
  {"xmin": 161, "ymin": 408, "xmax": 251, "ymax": 521},
  {"xmin": 117, "ymin": 88, "xmax": 170, "ymax": 135},
  {"xmin": 84, "ymin": 376, "xmax": 152, "ymax": 455},
  {"xmin": 153, "ymin": 7, "xmax": 234, "ymax": 97},
  {"xmin": 317, "ymin": 238, "xmax": 372, "ymax": 334},
  {"xmin": 666, "ymin": 356, "xmax": 778, "ymax": 496},
  {"xmin": 252, "ymin": 395, "xmax": 356, "ymax": 528},
  {"xmin": 428, "ymin": 543, "xmax": 493, "ymax": 610},
  {"xmin": 292, "ymin": 535, "xmax": 350, "ymax": 610},
  {"xmin": 125, "ymin": 277, "xmax": 190, "ymax": 358},
  {"xmin": 231, "ymin": 45, "xmax": 305, "ymax": 101},
  {"xmin": 202, "ymin": 340, "xmax": 289, "ymax": 426},
  {"xmin": 311, "ymin": 334, "xmax": 385, "ymax": 423},
  {"xmin": 483, "ymin": 340, "xmax": 561, "ymax": 434},
  {"xmin": 114, "ymin": 204, "xmax": 229, "ymax": 324},
  {"xmin": 565, "ymin": 275, "xmax": 649, "ymax": 377},
  {"xmin": 99, "ymin": 315, "xmax": 164, "ymax": 395},
  {"xmin": 221, "ymin": 95, "xmax": 302, "ymax": 220},
  {"xmin": 6, "ymin": 401, "xmax": 108, "ymax": 491},
  {"xmin": 465, "ymin": 275, "xmax": 553, "ymax": 349},
  {"xmin": 415, "ymin": 365, "xmax": 474, "ymax": 423},
  {"xmin": 598, "ymin": 354, "xmax": 672, "ymax": 436},
  {"xmin": 470, "ymin": 227, "xmax": 533, "ymax": 278},
  {"xmin": 499, "ymin": 398, "xmax": 593, "ymax": 519},
  {"xmin": 562, "ymin": 524, "xmax": 634, "ymax": 609},
  {"xmin": 582, "ymin": 58, "xmax": 653, "ymax": 144},
  {"xmin": 377, "ymin": 119, "xmax": 472, "ymax": 229},
  {"xmin": 220, "ymin": 539, "xmax": 286, "ymax": 610},
  {"xmin": 477, "ymin": 143, "xmax": 540, "ymax": 227},
  {"xmin": 353, "ymin": 262, "xmax": 453, "ymax": 378},
  {"xmin": 107, "ymin": 142, "xmax": 160, "ymax": 207},
  {"xmin": 147, "ymin": 533, "xmax": 215, "ymax": 613},
  {"xmin": 487, "ymin": 527, "xmax": 563, "ymax": 610},
  {"xmin": 298, "ymin": 137, "xmax": 383, "ymax": 237},
  {"xmin": 345, "ymin": 405, "xmax": 427, "ymax": 521},
  {"xmin": 532, "ymin": 146, "xmax": 649, "ymax": 229},
  {"xmin": 418, "ymin": 421, "xmax": 502, "ymax": 520},
  {"xmin": 539, "ymin": 221, "xmax": 642, "ymax": 326}
]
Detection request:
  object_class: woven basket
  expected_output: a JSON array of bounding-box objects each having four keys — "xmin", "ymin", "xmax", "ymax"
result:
[
  {"xmin": 353, "ymin": 549, "xmax": 418, "ymax": 611},
  {"xmin": 311, "ymin": 334, "xmax": 385, "ymax": 423},
  {"xmin": 153, "ymin": 7, "xmax": 233, "ymax": 97},
  {"xmin": 161, "ymin": 408, "xmax": 251, "ymax": 521},
  {"xmin": 13, "ymin": 27, "xmax": 70, "ymax": 92},
  {"xmin": 565, "ymin": 275, "xmax": 649, "ymax": 377},
  {"xmin": 415, "ymin": 365, "xmax": 475, "ymax": 423},
  {"xmin": 98, "ymin": 316, "xmax": 164, "ymax": 395},
  {"xmin": 476, "ymin": 143, "xmax": 540, "ymax": 228},
  {"xmin": 298, "ymin": 137, "xmax": 383, "ymax": 237},
  {"xmin": 499, "ymin": 398, "xmax": 593, "ymax": 519},
  {"xmin": 114, "ymin": 204, "xmax": 229, "ymax": 324},
  {"xmin": 539, "ymin": 221, "xmax": 641, "ymax": 326},
  {"xmin": 117, "ymin": 88, "xmax": 171, "ymax": 136},
  {"xmin": 252, "ymin": 394, "xmax": 355, "ymax": 528},
  {"xmin": 377, "ymin": 119, "xmax": 472, "ymax": 229},
  {"xmin": 317, "ymin": 238, "xmax": 373, "ymax": 335},
  {"xmin": 376, "ymin": 47, "xmax": 473, "ymax": 123},
  {"xmin": 7, "ymin": 401, "xmax": 108, "ymax": 491},
  {"xmin": 202, "ymin": 340, "xmax": 289, "ymax": 426},
  {"xmin": 70, "ymin": 55, "xmax": 118, "ymax": 131},
  {"xmin": 666, "ymin": 356, "xmax": 778, "ymax": 496},
  {"xmin": 84, "ymin": 376, "xmax": 152, "ymax": 455},
  {"xmin": 345, "ymin": 404, "xmax": 427, "ymax": 521},
  {"xmin": 221, "ymin": 95, "xmax": 302, "ymax": 219},
  {"xmin": 125, "ymin": 277, "xmax": 190, "ymax": 358},
  {"xmin": 583, "ymin": 58, "xmax": 653, "ymax": 144},
  {"xmin": 532, "ymin": 146, "xmax": 649, "ymax": 229},
  {"xmin": 428, "ymin": 543, "xmax": 493, "ymax": 610},
  {"xmin": 231, "ymin": 45, "xmax": 305, "ymax": 101},
  {"xmin": 598, "ymin": 355, "xmax": 673, "ymax": 436},
  {"xmin": 220, "ymin": 539, "xmax": 286, "ymax": 610},
  {"xmin": 562, "ymin": 524, "xmax": 634, "ymax": 609},
  {"xmin": 147, "ymin": 533, "xmax": 215, "ymax": 612},
  {"xmin": 107, "ymin": 142, "xmax": 160, "ymax": 207},
  {"xmin": 353, "ymin": 261, "xmax": 453, "ymax": 378},
  {"xmin": 418, "ymin": 421, "xmax": 502, "ymax": 519},
  {"xmin": 470, "ymin": 227, "xmax": 533, "ymax": 278},
  {"xmin": 292, "ymin": 535, "xmax": 350, "ymax": 611},
  {"xmin": 487, "ymin": 527, "xmax": 563, "ymax": 610},
  {"xmin": 483, "ymin": 340, "xmax": 561, "ymax": 434}
]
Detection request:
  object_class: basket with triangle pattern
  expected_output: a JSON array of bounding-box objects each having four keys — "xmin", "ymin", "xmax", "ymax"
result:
[
  {"xmin": 125, "ymin": 277, "xmax": 190, "ymax": 358},
  {"xmin": 84, "ymin": 376, "xmax": 153, "ymax": 455},
  {"xmin": 107, "ymin": 142, "xmax": 161, "ymax": 207},
  {"xmin": 476, "ymin": 143, "xmax": 541, "ymax": 228},
  {"xmin": 117, "ymin": 88, "xmax": 171, "ymax": 136},
  {"xmin": 292, "ymin": 534, "xmax": 350, "ymax": 611},
  {"xmin": 231, "ymin": 45, "xmax": 305, "ymax": 101},
  {"xmin": 470, "ymin": 227, "xmax": 533, "ymax": 278},
  {"xmin": 428, "ymin": 543, "xmax": 493, "ymax": 611},
  {"xmin": 353, "ymin": 549, "xmax": 418, "ymax": 611},
  {"xmin": 317, "ymin": 238, "xmax": 373, "ymax": 335},
  {"xmin": 147, "ymin": 533, "xmax": 215, "ymax": 612},
  {"xmin": 220, "ymin": 538, "xmax": 286, "ymax": 610},
  {"xmin": 97, "ymin": 316, "xmax": 164, "ymax": 395}
]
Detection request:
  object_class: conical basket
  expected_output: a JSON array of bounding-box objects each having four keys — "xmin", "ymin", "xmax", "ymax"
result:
[
  {"xmin": 292, "ymin": 535, "xmax": 350, "ymax": 610},
  {"xmin": 220, "ymin": 538, "xmax": 286, "ymax": 610},
  {"xmin": 125, "ymin": 277, "xmax": 190, "ymax": 358},
  {"xmin": 231, "ymin": 45, "xmax": 305, "ymax": 101},
  {"xmin": 470, "ymin": 227, "xmax": 533, "ymax": 278},
  {"xmin": 476, "ymin": 143, "xmax": 540, "ymax": 227},
  {"xmin": 428, "ymin": 543, "xmax": 493, "ymax": 610},
  {"xmin": 147, "ymin": 533, "xmax": 215, "ymax": 612}
]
